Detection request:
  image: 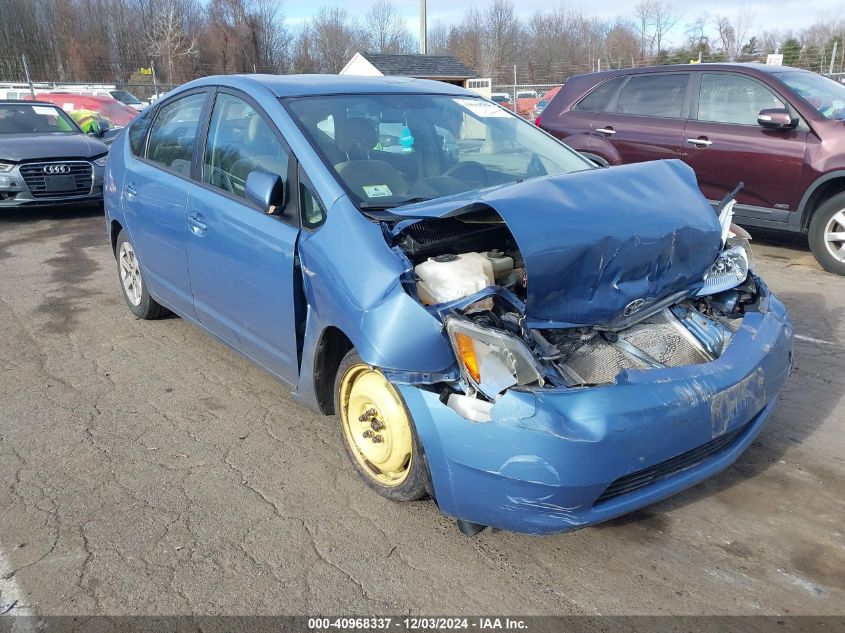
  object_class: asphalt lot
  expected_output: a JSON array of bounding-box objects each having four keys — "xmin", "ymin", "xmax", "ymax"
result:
[{"xmin": 0, "ymin": 206, "xmax": 843, "ymax": 617}]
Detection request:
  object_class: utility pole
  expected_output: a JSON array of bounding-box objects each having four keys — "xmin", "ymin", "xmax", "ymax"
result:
[
  {"xmin": 21, "ymin": 55, "xmax": 35, "ymax": 98},
  {"xmin": 829, "ymin": 41, "xmax": 838, "ymax": 76},
  {"xmin": 513, "ymin": 65, "xmax": 517, "ymax": 112},
  {"xmin": 419, "ymin": 0, "xmax": 426, "ymax": 55},
  {"xmin": 151, "ymin": 61, "xmax": 159, "ymax": 100}
]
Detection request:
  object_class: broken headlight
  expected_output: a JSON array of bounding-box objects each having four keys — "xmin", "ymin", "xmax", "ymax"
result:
[
  {"xmin": 697, "ymin": 243, "xmax": 750, "ymax": 296},
  {"xmin": 445, "ymin": 317, "xmax": 543, "ymax": 399}
]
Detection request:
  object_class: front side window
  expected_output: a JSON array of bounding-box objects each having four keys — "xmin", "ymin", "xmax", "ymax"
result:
[
  {"xmin": 774, "ymin": 71, "xmax": 845, "ymax": 120},
  {"xmin": 574, "ymin": 76, "xmax": 625, "ymax": 112},
  {"xmin": 0, "ymin": 103, "xmax": 78, "ymax": 135},
  {"xmin": 617, "ymin": 74, "xmax": 689, "ymax": 118},
  {"xmin": 145, "ymin": 92, "xmax": 206, "ymax": 176},
  {"xmin": 285, "ymin": 93, "xmax": 591, "ymax": 209},
  {"xmin": 698, "ymin": 74, "xmax": 786, "ymax": 125},
  {"xmin": 203, "ymin": 93, "xmax": 289, "ymax": 201}
]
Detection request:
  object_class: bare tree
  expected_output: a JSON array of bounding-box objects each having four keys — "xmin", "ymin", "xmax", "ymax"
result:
[
  {"xmin": 481, "ymin": 0, "xmax": 521, "ymax": 82},
  {"xmin": 364, "ymin": 0, "xmax": 415, "ymax": 54},
  {"xmin": 635, "ymin": 0, "xmax": 682, "ymax": 60},
  {"xmin": 716, "ymin": 8, "xmax": 756, "ymax": 61},
  {"xmin": 304, "ymin": 6, "xmax": 365, "ymax": 73},
  {"xmin": 144, "ymin": 0, "xmax": 200, "ymax": 82}
]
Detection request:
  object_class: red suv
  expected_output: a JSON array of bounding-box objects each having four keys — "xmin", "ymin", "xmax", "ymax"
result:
[{"xmin": 540, "ymin": 63, "xmax": 845, "ymax": 274}]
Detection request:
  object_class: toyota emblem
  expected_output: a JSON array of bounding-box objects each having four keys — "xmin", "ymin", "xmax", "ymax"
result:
[
  {"xmin": 623, "ymin": 298, "xmax": 648, "ymax": 317},
  {"xmin": 44, "ymin": 164, "xmax": 70, "ymax": 174}
]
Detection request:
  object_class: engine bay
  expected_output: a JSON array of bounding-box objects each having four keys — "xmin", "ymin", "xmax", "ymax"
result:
[{"xmin": 389, "ymin": 203, "xmax": 759, "ymax": 413}]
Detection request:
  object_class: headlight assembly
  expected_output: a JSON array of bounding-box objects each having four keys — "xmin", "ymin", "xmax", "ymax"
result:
[
  {"xmin": 0, "ymin": 162, "xmax": 14, "ymax": 173},
  {"xmin": 93, "ymin": 155, "xmax": 109, "ymax": 167},
  {"xmin": 445, "ymin": 317, "xmax": 543, "ymax": 399},
  {"xmin": 696, "ymin": 244, "xmax": 749, "ymax": 296}
]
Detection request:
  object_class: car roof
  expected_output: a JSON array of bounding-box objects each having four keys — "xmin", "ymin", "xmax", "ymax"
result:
[
  {"xmin": 180, "ymin": 74, "xmax": 474, "ymax": 98},
  {"xmin": 589, "ymin": 62, "xmax": 813, "ymax": 79},
  {"xmin": 0, "ymin": 99, "xmax": 64, "ymax": 106}
]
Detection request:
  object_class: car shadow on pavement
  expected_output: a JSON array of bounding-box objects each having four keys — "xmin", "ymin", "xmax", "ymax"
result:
[
  {"xmin": 600, "ymin": 288, "xmax": 840, "ymax": 528},
  {"xmin": 0, "ymin": 204, "xmax": 104, "ymax": 224}
]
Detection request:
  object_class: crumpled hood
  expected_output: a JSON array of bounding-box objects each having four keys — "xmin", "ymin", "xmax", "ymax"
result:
[
  {"xmin": 395, "ymin": 159, "xmax": 722, "ymax": 326},
  {"xmin": 0, "ymin": 133, "xmax": 107, "ymax": 161}
]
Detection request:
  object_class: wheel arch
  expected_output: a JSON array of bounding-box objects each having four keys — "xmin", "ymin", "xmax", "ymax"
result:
[
  {"xmin": 312, "ymin": 325, "xmax": 355, "ymax": 415},
  {"xmin": 798, "ymin": 171, "xmax": 845, "ymax": 231},
  {"xmin": 109, "ymin": 219, "xmax": 123, "ymax": 256}
]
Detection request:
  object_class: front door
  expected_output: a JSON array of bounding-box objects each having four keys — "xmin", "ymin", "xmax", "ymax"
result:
[
  {"xmin": 185, "ymin": 90, "xmax": 302, "ymax": 385},
  {"xmin": 123, "ymin": 91, "xmax": 208, "ymax": 315},
  {"xmin": 682, "ymin": 72, "xmax": 807, "ymax": 215},
  {"xmin": 592, "ymin": 72, "xmax": 691, "ymax": 164}
]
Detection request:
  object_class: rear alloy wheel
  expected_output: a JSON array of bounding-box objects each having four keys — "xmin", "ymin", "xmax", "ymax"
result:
[
  {"xmin": 334, "ymin": 350, "xmax": 428, "ymax": 501},
  {"xmin": 115, "ymin": 230, "xmax": 169, "ymax": 319},
  {"xmin": 809, "ymin": 193, "xmax": 845, "ymax": 275}
]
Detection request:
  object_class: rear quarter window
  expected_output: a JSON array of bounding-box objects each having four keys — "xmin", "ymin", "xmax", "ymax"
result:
[
  {"xmin": 128, "ymin": 110, "xmax": 153, "ymax": 156},
  {"xmin": 574, "ymin": 76, "xmax": 626, "ymax": 112}
]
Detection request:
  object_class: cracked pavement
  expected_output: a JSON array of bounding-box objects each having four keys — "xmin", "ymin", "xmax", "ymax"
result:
[{"xmin": 0, "ymin": 207, "xmax": 843, "ymax": 616}]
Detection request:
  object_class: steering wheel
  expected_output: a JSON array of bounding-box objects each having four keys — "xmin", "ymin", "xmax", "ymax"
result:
[{"xmin": 444, "ymin": 161, "xmax": 489, "ymax": 188}]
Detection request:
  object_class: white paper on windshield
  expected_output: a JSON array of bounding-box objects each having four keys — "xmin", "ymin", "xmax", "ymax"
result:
[
  {"xmin": 363, "ymin": 184, "xmax": 393, "ymax": 198},
  {"xmin": 453, "ymin": 98, "xmax": 509, "ymax": 118},
  {"xmin": 32, "ymin": 106, "xmax": 57, "ymax": 116}
]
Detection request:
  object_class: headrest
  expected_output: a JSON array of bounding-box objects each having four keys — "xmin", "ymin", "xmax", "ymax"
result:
[{"xmin": 335, "ymin": 117, "xmax": 378, "ymax": 154}]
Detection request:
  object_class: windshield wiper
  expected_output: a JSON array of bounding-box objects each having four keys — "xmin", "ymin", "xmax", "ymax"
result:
[{"xmin": 358, "ymin": 196, "xmax": 432, "ymax": 210}]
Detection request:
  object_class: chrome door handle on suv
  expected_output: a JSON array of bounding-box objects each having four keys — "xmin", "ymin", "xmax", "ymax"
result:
[
  {"xmin": 595, "ymin": 127, "xmax": 616, "ymax": 136},
  {"xmin": 686, "ymin": 138, "xmax": 713, "ymax": 147}
]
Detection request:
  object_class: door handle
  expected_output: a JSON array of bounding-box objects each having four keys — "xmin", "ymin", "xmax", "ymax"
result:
[
  {"xmin": 595, "ymin": 127, "xmax": 616, "ymax": 136},
  {"xmin": 686, "ymin": 138, "xmax": 713, "ymax": 147},
  {"xmin": 124, "ymin": 182, "xmax": 137, "ymax": 198},
  {"xmin": 188, "ymin": 212, "xmax": 208, "ymax": 234}
]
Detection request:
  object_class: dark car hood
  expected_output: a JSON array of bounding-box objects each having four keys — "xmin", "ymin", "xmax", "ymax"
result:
[
  {"xmin": 0, "ymin": 133, "xmax": 108, "ymax": 161},
  {"xmin": 394, "ymin": 160, "xmax": 722, "ymax": 327}
]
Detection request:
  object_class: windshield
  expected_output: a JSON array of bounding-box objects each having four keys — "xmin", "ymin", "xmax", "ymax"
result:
[
  {"xmin": 111, "ymin": 90, "xmax": 143, "ymax": 105},
  {"xmin": 0, "ymin": 103, "xmax": 79, "ymax": 134},
  {"xmin": 775, "ymin": 71, "xmax": 845, "ymax": 120},
  {"xmin": 285, "ymin": 93, "xmax": 592, "ymax": 208}
]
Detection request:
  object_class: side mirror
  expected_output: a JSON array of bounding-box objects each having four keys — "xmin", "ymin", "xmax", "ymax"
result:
[
  {"xmin": 245, "ymin": 170, "xmax": 286, "ymax": 214},
  {"xmin": 757, "ymin": 108, "xmax": 796, "ymax": 130}
]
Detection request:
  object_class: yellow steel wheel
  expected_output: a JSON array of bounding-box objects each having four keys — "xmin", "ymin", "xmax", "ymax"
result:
[{"xmin": 339, "ymin": 363, "xmax": 413, "ymax": 487}]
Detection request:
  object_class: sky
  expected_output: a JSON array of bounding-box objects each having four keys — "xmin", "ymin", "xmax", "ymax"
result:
[{"xmin": 281, "ymin": 0, "xmax": 844, "ymax": 46}]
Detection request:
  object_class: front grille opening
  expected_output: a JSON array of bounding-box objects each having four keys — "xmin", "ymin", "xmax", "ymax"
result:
[
  {"xmin": 594, "ymin": 421, "xmax": 751, "ymax": 505},
  {"xmin": 19, "ymin": 161, "xmax": 93, "ymax": 199}
]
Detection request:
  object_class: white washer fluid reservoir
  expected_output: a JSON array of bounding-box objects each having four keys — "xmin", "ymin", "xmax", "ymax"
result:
[{"xmin": 415, "ymin": 253, "xmax": 495, "ymax": 305}]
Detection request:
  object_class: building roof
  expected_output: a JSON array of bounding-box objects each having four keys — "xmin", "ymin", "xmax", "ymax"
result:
[{"xmin": 359, "ymin": 53, "xmax": 475, "ymax": 79}]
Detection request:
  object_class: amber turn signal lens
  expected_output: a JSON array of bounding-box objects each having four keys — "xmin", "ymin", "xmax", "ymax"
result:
[{"xmin": 455, "ymin": 332, "xmax": 480, "ymax": 383}]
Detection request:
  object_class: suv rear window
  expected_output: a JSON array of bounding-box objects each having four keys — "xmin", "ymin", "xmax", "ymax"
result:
[
  {"xmin": 574, "ymin": 76, "xmax": 625, "ymax": 112},
  {"xmin": 617, "ymin": 74, "xmax": 689, "ymax": 118}
]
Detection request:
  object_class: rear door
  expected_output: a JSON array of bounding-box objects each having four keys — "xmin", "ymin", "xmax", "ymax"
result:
[
  {"xmin": 122, "ymin": 90, "xmax": 209, "ymax": 315},
  {"xmin": 185, "ymin": 89, "xmax": 302, "ymax": 385},
  {"xmin": 682, "ymin": 72, "xmax": 807, "ymax": 214},
  {"xmin": 593, "ymin": 72, "xmax": 691, "ymax": 163}
]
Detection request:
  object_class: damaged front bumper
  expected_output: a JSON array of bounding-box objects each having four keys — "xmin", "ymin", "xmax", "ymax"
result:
[{"xmin": 399, "ymin": 281, "xmax": 793, "ymax": 535}]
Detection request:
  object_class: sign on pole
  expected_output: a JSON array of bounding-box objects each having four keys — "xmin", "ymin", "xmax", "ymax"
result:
[{"xmin": 766, "ymin": 54, "xmax": 784, "ymax": 66}]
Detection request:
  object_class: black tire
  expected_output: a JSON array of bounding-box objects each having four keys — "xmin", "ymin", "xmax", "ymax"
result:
[
  {"xmin": 808, "ymin": 192, "xmax": 845, "ymax": 276},
  {"xmin": 114, "ymin": 230, "xmax": 169, "ymax": 319},
  {"xmin": 334, "ymin": 349, "xmax": 428, "ymax": 502}
]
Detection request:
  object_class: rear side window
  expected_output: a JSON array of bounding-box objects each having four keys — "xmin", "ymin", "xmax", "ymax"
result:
[
  {"xmin": 128, "ymin": 110, "xmax": 153, "ymax": 156},
  {"xmin": 698, "ymin": 73, "xmax": 786, "ymax": 125},
  {"xmin": 145, "ymin": 92, "xmax": 206, "ymax": 176},
  {"xmin": 617, "ymin": 74, "xmax": 689, "ymax": 118},
  {"xmin": 574, "ymin": 76, "xmax": 625, "ymax": 112}
]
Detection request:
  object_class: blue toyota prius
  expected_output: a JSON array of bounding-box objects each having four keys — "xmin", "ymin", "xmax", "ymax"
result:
[{"xmin": 103, "ymin": 74, "xmax": 794, "ymax": 536}]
